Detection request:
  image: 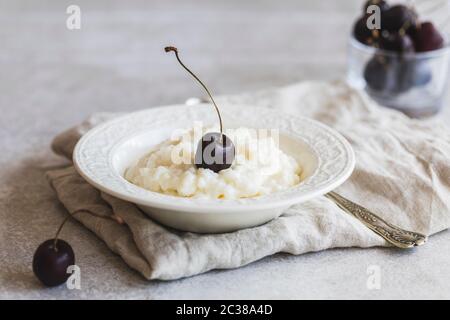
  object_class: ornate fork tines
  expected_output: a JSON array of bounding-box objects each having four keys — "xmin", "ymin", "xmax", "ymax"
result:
[{"xmin": 325, "ymin": 191, "xmax": 427, "ymax": 249}]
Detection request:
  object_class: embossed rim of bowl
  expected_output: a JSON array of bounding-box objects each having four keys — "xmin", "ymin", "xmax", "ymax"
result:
[{"xmin": 73, "ymin": 104, "xmax": 355, "ymax": 213}]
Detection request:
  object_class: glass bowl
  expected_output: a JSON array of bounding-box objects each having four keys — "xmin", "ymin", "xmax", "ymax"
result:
[{"xmin": 347, "ymin": 36, "xmax": 450, "ymax": 118}]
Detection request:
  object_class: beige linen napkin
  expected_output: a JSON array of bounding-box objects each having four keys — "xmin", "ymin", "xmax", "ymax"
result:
[{"xmin": 47, "ymin": 81, "xmax": 450, "ymax": 280}]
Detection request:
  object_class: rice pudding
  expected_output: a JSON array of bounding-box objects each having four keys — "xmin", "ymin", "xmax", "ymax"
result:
[{"xmin": 125, "ymin": 127, "xmax": 302, "ymax": 199}]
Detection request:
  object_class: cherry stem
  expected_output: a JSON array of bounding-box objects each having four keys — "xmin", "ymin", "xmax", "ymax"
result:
[
  {"xmin": 52, "ymin": 209, "xmax": 123, "ymax": 252},
  {"xmin": 53, "ymin": 213, "xmax": 74, "ymax": 252},
  {"xmin": 165, "ymin": 46, "xmax": 223, "ymax": 135}
]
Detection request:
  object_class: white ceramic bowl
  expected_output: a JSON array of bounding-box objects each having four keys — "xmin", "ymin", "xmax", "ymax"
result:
[{"xmin": 73, "ymin": 104, "xmax": 355, "ymax": 233}]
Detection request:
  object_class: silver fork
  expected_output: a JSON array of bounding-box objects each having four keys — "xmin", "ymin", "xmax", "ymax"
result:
[{"xmin": 325, "ymin": 191, "xmax": 427, "ymax": 248}]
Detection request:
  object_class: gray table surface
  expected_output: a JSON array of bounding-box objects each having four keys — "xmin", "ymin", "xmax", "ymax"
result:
[{"xmin": 1, "ymin": 0, "xmax": 450, "ymax": 299}]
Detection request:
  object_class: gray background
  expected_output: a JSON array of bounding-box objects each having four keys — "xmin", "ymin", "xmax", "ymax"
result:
[{"xmin": 1, "ymin": 0, "xmax": 450, "ymax": 299}]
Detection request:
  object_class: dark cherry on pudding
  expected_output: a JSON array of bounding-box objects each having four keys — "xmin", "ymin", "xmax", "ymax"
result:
[
  {"xmin": 33, "ymin": 239, "xmax": 74, "ymax": 287},
  {"xmin": 165, "ymin": 46, "xmax": 235, "ymax": 173},
  {"xmin": 195, "ymin": 132, "xmax": 235, "ymax": 172}
]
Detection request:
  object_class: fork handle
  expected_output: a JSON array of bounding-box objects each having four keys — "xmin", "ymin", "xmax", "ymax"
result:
[{"xmin": 325, "ymin": 191, "xmax": 427, "ymax": 249}]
